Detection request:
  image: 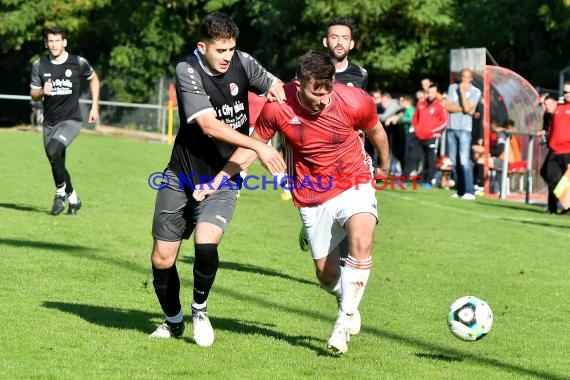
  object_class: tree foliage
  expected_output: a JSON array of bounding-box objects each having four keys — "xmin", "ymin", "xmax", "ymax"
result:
[{"xmin": 1, "ymin": 0, "xmax": 570, "ymax": 112}]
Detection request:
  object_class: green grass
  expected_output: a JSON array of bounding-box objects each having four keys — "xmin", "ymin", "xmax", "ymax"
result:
[{"xmin": 1, "ymin": 128, "xmax": 569, "ymax": 379}]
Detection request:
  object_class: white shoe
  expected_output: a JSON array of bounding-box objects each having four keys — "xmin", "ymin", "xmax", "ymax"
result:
[
  {"xmin": 327, "ymin": 323, "xmax": 349, "ymax": 355},
  {"xmin": 461, "ymin": 193, "xmax": 476, "ymax": 200},
  {"xmin": 149, "ymin": 322, "xmax": 185, "ymax": 338},
  {"xmin": 192, "ymin": 308, "xmax": 214, "ymax": 347},
  {"xmin": 451, "ymin": 193, "xmax": 460, "ymax": 199},
  {"xmin": 347, "ymin": 309, "xmax": 361, "ymax": 336}
]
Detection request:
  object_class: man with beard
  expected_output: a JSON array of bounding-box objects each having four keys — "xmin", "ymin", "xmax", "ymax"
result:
[{"xmin": 322, "ymin": 16, "xmax": 368, "ymax": 89}]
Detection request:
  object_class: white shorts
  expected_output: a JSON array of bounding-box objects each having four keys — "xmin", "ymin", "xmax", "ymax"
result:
[{"xmin": 299, "ymin": 183, "xmax": 378, "ymax": 260}]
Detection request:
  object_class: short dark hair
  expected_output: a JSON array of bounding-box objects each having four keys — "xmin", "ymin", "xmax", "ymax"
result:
[
  {"xmin": 429, "ymin": 82, "xmax": 440, "ymax": 93},
  {"xmin": 503, "ymin": 119, "xmax": 515, "ymax": 128},
  {"xmin": 200, "ymin": 12, "xmax": 239, "ymax": 42},
  {"xmin": 44, "ymin": 26, "xmax": 66, "ymax": 40},
  {"xmin": 296, "ymin": 50, "xmax": 335, "ymax": 92},
  {"xmin": 326, "ymin": 16, "xmax": 354, "ymax": 36}
]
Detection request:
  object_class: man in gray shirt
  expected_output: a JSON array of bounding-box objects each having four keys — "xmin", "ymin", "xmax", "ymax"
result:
[{"xmin": 445, "ymin": 68, "xmax": 481, "ymax": 200}]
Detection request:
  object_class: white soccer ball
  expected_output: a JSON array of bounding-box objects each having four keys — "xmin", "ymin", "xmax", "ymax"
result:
[{"xmin": 448, "ymin": 296, "xmax": 493, "ymax": 341}]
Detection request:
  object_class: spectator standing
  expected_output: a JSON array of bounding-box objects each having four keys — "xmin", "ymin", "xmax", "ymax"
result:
[
  {"xmin": 538, "ymin": 87, "xmax": 570, "ymax": 214},
  {"xmin": 402, "ymin": 83, "xmax": 448, "ymax": 186},
  {"xmin": 445, "ymin": 68, "xmax": 481, "ymax": 200}
]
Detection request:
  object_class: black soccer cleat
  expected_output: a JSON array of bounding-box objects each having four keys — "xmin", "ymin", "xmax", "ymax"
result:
[
  {"xmin": 51, "ymin": 195, "xmax": 67, "ymax": 215},
  {"xmin": 67, "ymin": 199, "xmax": 82, "ymax": 215}
]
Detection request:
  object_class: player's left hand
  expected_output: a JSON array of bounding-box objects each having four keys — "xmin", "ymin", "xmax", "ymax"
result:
[
  {"xmin": 193, "ymin": 186, "xmax": 216, "ymax": 202},
  {"xmin": 266, "ymin": 80, "xmax": 286, "ymax": 104}
]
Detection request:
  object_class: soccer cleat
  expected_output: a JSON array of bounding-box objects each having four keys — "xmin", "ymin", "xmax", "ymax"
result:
[
  {"xmin": 67, "ymin": 199, "xmax": 82, "ymax": 215},
  {"xmin": 149, "ymin": 321, "xmax": 185, "ymax": 338},
  {"xmin": 51, "ymin": 194, "xmax": 67, "ymax": 215},
  {"xmin": 192, "ymin": 307, "xmax": 214, "ymax": 347},
  {"xmin": 346, "ymin": 309, "xmax": 361, "ymax": 336},
  {"xmin": 298, "ymin": 227, "xmax": 309, "ymax": 252},
  {"xmin": 327, "ymin": 323, "xmax": 349, "ymax": 355}
]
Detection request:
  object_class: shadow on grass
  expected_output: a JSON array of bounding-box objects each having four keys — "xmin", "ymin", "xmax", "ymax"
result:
[
  {"xmin": 36, "ymin": 255, "xmax": 567, "ymax": 377},
  {"xmin": 476, "ymin": 200, "xmax": 548, "ymax": 215},
  {"xmin": 500, "ymin": 217, "xmax": 570, "ymax": 229},
  {"xmin": 415, "ymin": 352, "xmax": 463, "ymax": 362},
  {"xmin": 0, "ymin": 238, "xmax": 95, "ymax": 252},
  {"xmin": 0, "ymin": 202, "xmax": 44, "ymax": 213},
  {"xmin": 180, "ymin": 255, "xmax": 317, "ymax": 287},
  {"xmin": 41, "ymin": 302, "xmax": 333, "ymax": 356},
  {"xmin": 42, "ymin": 302, "xmax": 156, "ymax": 335},
  {"xmin": 187, "ymin": 317, "xmax": 333, "ymax": 356}
]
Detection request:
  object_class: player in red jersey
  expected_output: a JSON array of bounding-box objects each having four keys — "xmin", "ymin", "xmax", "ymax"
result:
[{"xmin": 194, "ymin": 50, "xmax": 390, "ymax": 355}]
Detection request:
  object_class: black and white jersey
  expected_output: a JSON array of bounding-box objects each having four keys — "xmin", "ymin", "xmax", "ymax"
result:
[
  {"xmin": 335, "ymin": 61, "xmax": 368, "ymax": 90},
  {"xmin": 168, "ymin": 50, "xmax": 276, "ymax": 186},
  {"xmin": 30, "ymin": 53, "xmax": 95, "ymax": 125}
]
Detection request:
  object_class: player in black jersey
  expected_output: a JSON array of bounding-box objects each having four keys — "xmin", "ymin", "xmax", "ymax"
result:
[
  {"xmin": 30, "ymin": 26, "xmax": 100, "ymax": 215},
  {"xmin": 148, "ymin": 12, "xmax": 286, "ymax": 346},
  {"xmin": 323, "ymin": 17, "xmax": 368, "ymax": 89}
]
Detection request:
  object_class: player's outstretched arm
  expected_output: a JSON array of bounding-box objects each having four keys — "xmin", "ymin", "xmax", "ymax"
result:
[
  {"xmin": 195, "ymin": 112, "xmax": 285, "ymax": 174},
  {"xmin": 193, "ymin": 131, "xmax": 277, "ymax": 201}
]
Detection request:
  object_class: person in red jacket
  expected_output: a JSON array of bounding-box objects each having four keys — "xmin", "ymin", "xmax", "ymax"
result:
[
  {"xmin": 402, "ymin": 83, "xmax": 449, "ymax": 186},
  {"xmin": 538, "ymin": 86, "xmax": 570, "ymax": 213}
]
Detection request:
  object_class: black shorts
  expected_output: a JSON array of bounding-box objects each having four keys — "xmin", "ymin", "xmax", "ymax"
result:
[{"xmin": 152, "ymin": 169, "xmax": 238, "ymax": 241}]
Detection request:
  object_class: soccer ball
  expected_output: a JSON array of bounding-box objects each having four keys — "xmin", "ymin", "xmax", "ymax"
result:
[{"xmin": 448, "ymin": 296, "xmax": 493, "ymax": 341}]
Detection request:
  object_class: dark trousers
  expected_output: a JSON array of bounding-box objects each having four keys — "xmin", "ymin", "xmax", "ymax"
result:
[
  {"xmin": 403, "ymin": 135, "xmax": 438, "ymax": 183},
  {"xmin": 540, "ymin": 151, "xmax": 570, "ymax": 213}
]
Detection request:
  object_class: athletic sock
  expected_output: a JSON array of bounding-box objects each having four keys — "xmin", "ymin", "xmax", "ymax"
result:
[
  {"xmin": 191, "ymin": 300, "xmax": 207, "ymax": 311},
  {"xmin": 165, "ymin": 308, "xmax": 183, "ymax": 324},
  {"xmin": 193, "ymin": 243, "xmax": 219, "ymax": 305},
  {"xmin": 56, "ymin": 184, "xmax": 66, "ymax": 197},
  {"xmin": 152, "ymin": 265, "xmax": 182, "ymax": 318},
  {"xmin": 324, "ymin": 276, "xmax": 342, "ymax": 301},
  {"xmin": 340, "ymin": 255, "xmax": 372, "ymax": 315},
  {"xmin": 67, "ymin": 190, "xmax": 78, "ymax": 204}
]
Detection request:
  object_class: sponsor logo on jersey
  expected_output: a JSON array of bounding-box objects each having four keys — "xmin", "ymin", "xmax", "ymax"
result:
[
  {"xmin": 65, "ymin": 69, "xmax": 72, "ymax": 77},
  {"xmin": 289, "ymin": 116, "xmax": 302, "ymax": 125},
  {"xmin": 229, "ymin": 83, "xmax": 239, "ymax": 96}
]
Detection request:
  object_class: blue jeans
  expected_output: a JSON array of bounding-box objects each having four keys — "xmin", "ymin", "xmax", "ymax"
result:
[{"xmin": 446, "ymin": 129, "xmax": 474, "ymax": 195}]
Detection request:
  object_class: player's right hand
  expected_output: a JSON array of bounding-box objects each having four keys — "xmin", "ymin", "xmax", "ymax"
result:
[
  {"xmin": 43, "ymin": 79, "xmax": 53, "ymax": 96},
  {"xmin": 257, "ymin": 144, "xmax": 286, "ymax": 175}
]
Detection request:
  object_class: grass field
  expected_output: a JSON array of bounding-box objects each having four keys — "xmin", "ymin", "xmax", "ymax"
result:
[{"xmin": 1, "ymin": 128, "xmax": 569, "ymax": 379}]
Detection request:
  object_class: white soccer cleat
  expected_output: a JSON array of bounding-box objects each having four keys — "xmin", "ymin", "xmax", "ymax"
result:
[
  {"xmin": 192, "ymin": 308, "xmax": 214, "ymax": 347},
  {"xmin": 327, "ymin": 324, "xmax": 349, "ymax": 355},
  {"xmin": 346, "ymin": 309, "xmax": 361, "ymax": 336},
  {"xmin": 149, "ymin": 322, "xmax": 185, "ymax": 339}
]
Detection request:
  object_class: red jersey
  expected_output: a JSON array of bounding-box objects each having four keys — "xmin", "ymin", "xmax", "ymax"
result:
[
  {"xmin": 411, "ymin": 98, "xmax": 448, "ymax": 140},
  {"xmin": 549, "ymin": 102, "xmax": 570, "ymax": 154},
  {"xmin": 255, "ymin": 82, "xmax": 378, "ymax": 207},
  {"xmin": 248, "ymin": 91, "xmax": 267, "ymax": 126}
]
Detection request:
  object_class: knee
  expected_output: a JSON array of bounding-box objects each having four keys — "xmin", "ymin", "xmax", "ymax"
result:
[
  {"xmin": 46, "ymin": 141, "xmax": 64, "ymax": 163},
  {"xmin": 349, "ymin": 236, "xmax": 373, "ymax": 258},
  {"xmin": 151, "ymin": 243, "xmax": 178, "ymax": 269}
]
